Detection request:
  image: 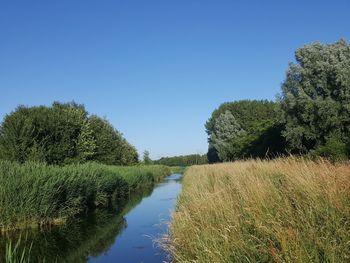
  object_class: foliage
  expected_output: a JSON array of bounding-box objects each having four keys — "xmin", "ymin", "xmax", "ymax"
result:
[
  {"xmin": 0, "ymin": 160, "xmax": 170, "ymax": 230},
  {"xmin": 313, "ymin": 133, "xmax": 349, "ymax": 162},
  {"xmin": 210, "ymin": 111, "xmax": 245, "ymax": 161},
  {"xmin": 0, "ymin": 102, "xmax": 138, "ymax": 166},
  {"xmin": 154, "ymin": 154, "xmax": 208, "ymax": 167},
  {"xmin": 5, "ymin": 237, "xmax": 33, "ymax": 263},
  {"xmin": 206, "ymin": 40, "xmax": 350, "ymax": 162},
  {"xmin": 142, "ymin": 150, "xmax": 152, "ymax": 165},
  {"xmin": 169, "ymin": 158, "xmax": 350, "ymax": 262},
  {"xmin": 88, "ymin": 115, "xmax": 138, "ymax": 165},
  {"xmin": 206, "ymin": 100, "xmax": 285, "ymax": 162},
  {"xmin": 279, "ymin": 39, "xmax": 350, "ymax": 157}
]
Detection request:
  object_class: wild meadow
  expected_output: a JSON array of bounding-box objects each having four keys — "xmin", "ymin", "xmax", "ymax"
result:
[
  {"xmin": 0, "ymin": 161, "xmax": 170, "ymax": 231},
  {"xmin": 169, "ymin": 158, "xmax": 350, "ymax": 263}
]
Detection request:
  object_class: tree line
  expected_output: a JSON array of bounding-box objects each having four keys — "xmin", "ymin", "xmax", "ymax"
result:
[
  {"xmin": 0, "ymin": 102, "xmax": 138, "ymax": 165},
  {"xmin": 207, "ymin": 39, "xmax": 350, "ymax": 163},
  {"xmin": 154, "ymin": 154, "xmax": 208, "ymax": 166}
]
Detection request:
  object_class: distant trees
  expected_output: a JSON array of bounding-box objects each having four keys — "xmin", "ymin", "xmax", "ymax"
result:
[
  {"xmin": 0, "ymin": 102, "xmax": 138, "ymax": 165},
  {"xmin": 207, "ymin": 39, "xmax": 350, "ymax": 162},
  {"xmin": 279, "ymin": 39, "xmax": 350, "ymax": 161},
  {"xmin": 154, "ymin": 154, "xmax": 208, "ymax": 166}
]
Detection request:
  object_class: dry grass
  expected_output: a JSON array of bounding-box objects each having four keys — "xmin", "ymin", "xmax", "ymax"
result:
[{"xmin": 169, "ymin": 158, "xmax": 350, "ymax": 263}]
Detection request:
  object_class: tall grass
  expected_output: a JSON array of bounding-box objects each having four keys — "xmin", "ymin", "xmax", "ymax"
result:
[
  {"xmin": 0, "ymin": 161, "xmax": 170, "ymax": 231},
  {"xmin": 5, "ymin": 237, "xmax": 32, "ymax": 263},
  {"xmin": 169, "ymin": 158, "xmax": 350, "ymax": 262}
]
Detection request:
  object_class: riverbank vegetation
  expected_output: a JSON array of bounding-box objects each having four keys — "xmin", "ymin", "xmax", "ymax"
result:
[
  {"xmin": 1, "ymin": 184, "xmax": 156, "ymax": 263},
  {"xmin": 207, "ymin": 40, "xmax": 350, "ymax": 163},
  {"xmin": 169, "ymin": 158, "xmax": 350, "ymax": 262},
  {"xmin": 0, "ymin": 161, "xmax": 170, "ymax": 231}
]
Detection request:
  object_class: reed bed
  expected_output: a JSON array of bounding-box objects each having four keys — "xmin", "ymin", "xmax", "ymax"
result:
[
  {"xmin": 0, "ymin": 161, "xmax": 170, "ymax": 231},
  {"xmin": 169, "ymin": 158, "xmax": 350, "ymax": 263}
]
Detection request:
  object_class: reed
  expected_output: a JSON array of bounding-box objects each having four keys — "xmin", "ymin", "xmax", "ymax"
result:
[
  {"xmin": 5, "ymin": 237, "xmax": 33, "ymax": 263},
  {"xmin": 169, "ymin": 158, "xmax": 350, "ymax": 262},
  {"xmin": 0, "ymin": 161, "xmax": 170, "ymax": 231}
]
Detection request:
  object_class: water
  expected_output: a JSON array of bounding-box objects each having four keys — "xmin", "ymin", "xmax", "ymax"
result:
[{"xmin": 0, "ymin": 174, "xmax": 182, "ymax": 263}]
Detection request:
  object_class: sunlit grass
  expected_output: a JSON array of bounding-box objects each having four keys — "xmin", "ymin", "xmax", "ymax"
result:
[{"xmin": 169, "ymin": 158, "xmax": 350, "ymax": 262}]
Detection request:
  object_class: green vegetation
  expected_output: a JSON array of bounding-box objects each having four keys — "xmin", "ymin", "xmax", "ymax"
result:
[
  {"xmin": 279, "ymin": 39, "xmax": 350, "ymax": 159},
  {"xmin": 0, "ymin": 161, "xmax": 170, "ymax": 231},
  {"xmin": 154, "ymin": 154, "xmax": 208, "ymax": 166},
  {"xmin": 169, "ymin": 166, "xmax": 187, "ymax": 174},
  {"xmin": 1, "ymin": 185, "xmax": 155, "ymax": 263},
  {"xmin": 5, "ymin": 237, "xmax": 32, "ymax": 263},
  {"xmin": 169, "ymin": 158, "xmax": 350, "ymax": 262},
  {"xmin": 207, "ymin": 39, "xmax": 350, "ymax": 162},
  {"xmin": 206, "ymin": 100, "xmax": 285, "ymax": 162},
  {"xmin": 142, "ymin": 150, "xmax": 152, "ymax": 165},
  {"xmin": 0, "ymin": 102, "xmax": 138, "ymax": 165}
]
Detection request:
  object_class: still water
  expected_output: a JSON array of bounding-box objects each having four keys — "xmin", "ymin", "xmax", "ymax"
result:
[{"xmin": 0, "ymin": 174, "xmax": 182, "ymax": 263}]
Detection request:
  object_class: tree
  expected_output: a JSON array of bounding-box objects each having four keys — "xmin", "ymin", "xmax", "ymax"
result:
[
  {"xmin": 0, "ymin": 102, "xmax": 139, "ymax": 165},
  {"xmin": 279, "ymin": 39, "xmax": 350, "ymax": 158},
  {"xmin": 154, "ymin": 154, "xmax": 208, "ymax": 166},
  {"xmin": 143, "ymin": 150, "xmax": 152, "ymax": 165},
  {"xmin": 206, "ymin": 100, "xmax": 284, "ymax": 162},
  {"xmin": 210, "ymin": 111, "xmax": 245, "ymax": 161},
  {"xmin": 89, "ymin": 115, "xmax": 138, "ymax": 165},
  {"xmin": 77, "ymin": 119, "xmax": 96, "ymax": 162}
]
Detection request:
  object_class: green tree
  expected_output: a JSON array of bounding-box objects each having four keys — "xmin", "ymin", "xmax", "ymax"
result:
[
  {"xmin": 279, "ymin": 39, "xmax": 350, "ymax": 158},
  {"xmin": 77, "ymin": 119, "xmax": 96, "ymax": 162},
  {"xmin": 89, "ymin": 115, "xmax": 138, "ymax": 165},
  {"xmin": 210, "ymin": 111, "xmax": 245, "ymax": 161},
  {"xmin": 154, "ymin": 154, "xmax": 208, "ymax": 166},
  {"xmin": 143, "ymin": 150, "xmax": 152, "ymax": 165},
  {"xmin": 0, "ymin": 102, "xmax": 139, "ymax": 165},
  {"xmin": 206, "ymin": 100, "xmax": 284, "ymax": 162}
]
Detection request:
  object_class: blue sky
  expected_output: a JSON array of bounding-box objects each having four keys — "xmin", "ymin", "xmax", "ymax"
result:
[{"xmin": 1, "ymin": 0, "xmax": 349, "ymax": 159}]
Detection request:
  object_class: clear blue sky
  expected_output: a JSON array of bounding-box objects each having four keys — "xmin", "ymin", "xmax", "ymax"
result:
[{"xmin": 1, "ymin": 0, "xmax": 349, "ymax": 159}]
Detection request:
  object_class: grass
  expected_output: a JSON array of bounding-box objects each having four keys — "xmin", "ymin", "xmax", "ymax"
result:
[
  {"xmin": 5, "ymin": 237, "xmax": 32, "ymax": 263},
  {"xmin": 0, "ymin": 161, "xmax": 170, "ymax": 231},
  {"xmin": 169, "ymin": 158, "xmax": 350, "ymax": 263}
]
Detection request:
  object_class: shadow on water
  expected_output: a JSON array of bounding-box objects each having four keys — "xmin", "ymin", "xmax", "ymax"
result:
[{"xmin": 0, "ymin": 185, "xmax": 155, "ymax": 263}]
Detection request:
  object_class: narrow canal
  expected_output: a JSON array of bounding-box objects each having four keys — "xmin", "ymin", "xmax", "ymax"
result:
[
  {"xmin": 88, "ymin": 173, "xmax": 182, "ymax": 262},
  {"xmin": 0, "ymin": 174, "xmax": 182, "ymax": 263}
]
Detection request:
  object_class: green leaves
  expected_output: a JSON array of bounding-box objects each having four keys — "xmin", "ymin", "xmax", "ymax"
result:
[
  {"xmin": 280, "ymin": 40, "xmax": 350, "ymax": 158},
  {"xmin": 0, "ymin": 102, "xmax": 138, "ymax": 166},
  {"xmin": 206, "ymin": 101, "xmax": 284, "ymax": 162}
]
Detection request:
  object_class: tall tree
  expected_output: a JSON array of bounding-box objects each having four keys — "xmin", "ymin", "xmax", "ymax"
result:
[
  {"xmin": 279, "ymin": 39, "xmax": 350, "ymax": 159},
  {"xmin": 143, "ymin": 150, "xmax": 152, "ymax": 165},
  {"xmin": 210, "ymin": 111, "xmax": 245, "ymax": 161}
]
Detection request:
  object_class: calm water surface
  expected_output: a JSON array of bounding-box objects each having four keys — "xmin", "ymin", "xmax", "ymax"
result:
[
  {"xmin": 88, "ymin": 173, "xmax": 182, "ymax": 263},
  {"xmin": 0, "ymin": 174, "xmax": 182, "ymax": 263}
]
